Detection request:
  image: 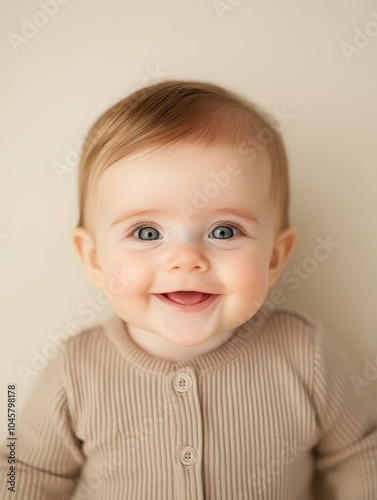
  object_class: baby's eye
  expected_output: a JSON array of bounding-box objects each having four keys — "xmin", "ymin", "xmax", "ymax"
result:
[
  {"xmin": 134, "ymin": 227, "xmax": 161, "ymax": 241},
  {"xmin": 209, "ymin": 225, "xmax": 240, "ymax": 239},
  {"xmin": 130, "ymin": 224, "xmax": 241, "ymax": 241}
]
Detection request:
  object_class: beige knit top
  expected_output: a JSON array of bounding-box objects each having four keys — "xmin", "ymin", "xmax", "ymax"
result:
[{"xmin": 1, "ymin": 308, "xmax": 377, "ymax": 499}]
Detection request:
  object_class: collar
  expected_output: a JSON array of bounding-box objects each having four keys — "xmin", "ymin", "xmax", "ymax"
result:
[{"xmin": 102, "ymin": 307, "xmax": 270, "ymax": 377}]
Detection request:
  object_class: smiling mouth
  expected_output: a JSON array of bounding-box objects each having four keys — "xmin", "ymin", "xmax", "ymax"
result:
[
  {"xmin": 153, "ymin": 291, "xmax": 219, "ymax": 312},
  {"xmin": 161, "ymin": 291, "xmax": 211, "ymax": 305}
]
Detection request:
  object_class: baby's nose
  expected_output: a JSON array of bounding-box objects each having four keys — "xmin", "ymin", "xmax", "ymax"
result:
[{"xmin": 164, "ymin": 243, "xmax": 210, "ymax": 272}]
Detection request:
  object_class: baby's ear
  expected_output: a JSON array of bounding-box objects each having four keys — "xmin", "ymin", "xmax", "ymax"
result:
[
  {"xmin": 268, "ymin": 226, "xmax": 297, "ymax": 288},
  {"xmin": 71, "ymin": 227, "xmax": 104, "ymax": 288}
]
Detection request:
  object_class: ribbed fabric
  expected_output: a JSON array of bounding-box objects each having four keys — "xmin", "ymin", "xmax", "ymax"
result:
[{"xmin": 1, "ymin": 308, "xmax": 377, "ymax": 499}]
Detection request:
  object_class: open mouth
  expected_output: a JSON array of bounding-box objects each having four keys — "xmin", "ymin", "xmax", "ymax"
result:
[
  {"xmin": 161, "ymin": 291, "xmax": 211, "ymax": 305},
  {"xmin": 154, "ymin": 291, "xmax": 219, "ymax": 312}
]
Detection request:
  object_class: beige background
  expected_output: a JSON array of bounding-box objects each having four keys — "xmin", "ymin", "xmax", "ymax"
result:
[{"xmin": 1, "ymin": 0, "xmax": 376, "ymax": 492}]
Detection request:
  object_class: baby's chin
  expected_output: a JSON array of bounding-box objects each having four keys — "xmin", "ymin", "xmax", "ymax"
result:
[
  {"xmin": 158, "ymin": 330, "xmax": 216, "ymax": 348},
  {"xmin": 159, "ymin": 325, "xmax": 236, "ymax": 349}
]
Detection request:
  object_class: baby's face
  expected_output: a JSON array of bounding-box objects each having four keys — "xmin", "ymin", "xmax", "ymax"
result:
[{"xmin": 84, "ymin": 142, "xmax": 291, "ymax": 347}]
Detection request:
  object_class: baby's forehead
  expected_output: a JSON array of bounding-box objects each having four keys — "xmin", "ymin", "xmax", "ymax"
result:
[
  {"xmin": 104, "ymin": 141, "xmax": 246, "ymax": 163},
  {"xmin": 100, "ymin": 140, "xmax": 271, "ymax": 173},
  {"xmin": 94, "ymin": 142, "xmax": 272, "ymax": 198},
  {"xmin": 90, "ymin": 144, "xmax": 277, "ymax": 224}
]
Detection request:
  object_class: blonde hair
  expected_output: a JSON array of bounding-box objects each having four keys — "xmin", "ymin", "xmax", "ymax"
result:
[{"xmin": 76, "ymin": 80, "xmax": 291, "ymax": 232}]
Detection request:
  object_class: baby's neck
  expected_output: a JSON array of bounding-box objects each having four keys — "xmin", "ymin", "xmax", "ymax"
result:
[{"xmin": 126, "ymin": 325, "xmax": 237, "ymax": 363}]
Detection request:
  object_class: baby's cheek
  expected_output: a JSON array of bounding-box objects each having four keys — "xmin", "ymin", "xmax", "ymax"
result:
[
  {"xmin": 102, "ymin": 261, "xmax": 139, "ymax": 300},
  {"xmin": 104, "ymin": 252, "xmax": 157, "ymax": 300},
  {"xmin": 231, "ymin": 255, "xmax": 270, "ymax": 313},
  {"xmin": 233, "ymin": 253, "xmax": 269, "ymax": 292}
]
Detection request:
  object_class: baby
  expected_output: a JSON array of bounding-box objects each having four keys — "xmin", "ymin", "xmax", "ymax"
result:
[{"xmin": 1, "ymin": 80, "xmax": 377, "ymax": 499}]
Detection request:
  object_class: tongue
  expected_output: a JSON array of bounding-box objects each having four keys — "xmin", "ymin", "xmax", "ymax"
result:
[{"xmin": 165, "ymin": 291, "xmax": 209, "ymax": 305}]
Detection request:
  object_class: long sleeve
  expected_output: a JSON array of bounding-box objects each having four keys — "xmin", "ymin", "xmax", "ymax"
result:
[
  {"xmin": 312, "ymin": 324, "xmax": 377, "ymax": 498},
  {"xmin": 0, "ymin": 343, "xmax": 85, "ymax": 499},
  {"xmin": 2, "ymin": 311, "xmax": 376, "ymax": 499}
]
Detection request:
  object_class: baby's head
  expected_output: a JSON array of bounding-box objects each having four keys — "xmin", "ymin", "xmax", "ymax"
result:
[{"xmin": 71, "ymin": 80, "xmax": 297, "ymax": 347}]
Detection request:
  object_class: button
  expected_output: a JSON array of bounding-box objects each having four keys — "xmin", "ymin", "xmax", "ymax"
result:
[
  {"xmin": 179, "ymin": 446, "xmax": 197, "ymax": 465},
  {"xmin": 172, "ymin": 373, "xmax": 193, "ymax": 393}
]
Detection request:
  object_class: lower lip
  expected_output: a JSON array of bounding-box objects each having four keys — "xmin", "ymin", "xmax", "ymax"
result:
[{"xmin": 153, "ymin": 293, "xmax": 220, "ymax": 313}]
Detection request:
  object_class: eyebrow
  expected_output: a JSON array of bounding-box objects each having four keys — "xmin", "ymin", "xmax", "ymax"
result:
[{"xmin": 110, "ymin": 207, "xmax": 259, "ymax": 227}]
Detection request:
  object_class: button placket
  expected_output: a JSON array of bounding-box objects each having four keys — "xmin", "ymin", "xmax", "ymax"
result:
[{"xmin": 169, "ymin": 367, "xmax": 204, "ymax": 498}]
